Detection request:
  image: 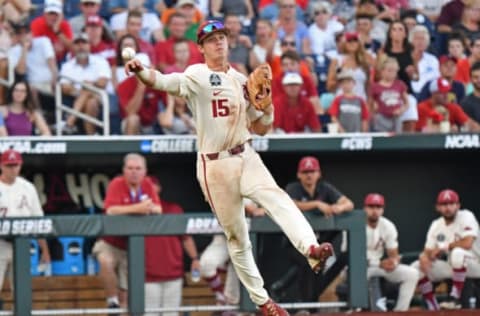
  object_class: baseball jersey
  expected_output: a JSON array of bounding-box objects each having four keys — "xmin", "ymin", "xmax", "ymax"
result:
[
  {"xmin": 152, "ymin": 64, "xmax": 262, "ymax": 153},
  {"xmin": 329, "ymin": 94, "xmax": 369, "ymax": 132},
  {"xmin": 366, "ymin": 217, "xmax": 399, "ymax": 265},
  {"xmin": 425, "ymin": 209, "xmax": 479, "ymax": 251},
  {"xmin": 0, "ymin": 177, "xmax": 44, "ymax": 217}
]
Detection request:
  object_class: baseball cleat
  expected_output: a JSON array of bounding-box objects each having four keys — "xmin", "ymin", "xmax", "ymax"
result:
[
  {"xmin": 309, "ymin": 243, "xmax": 334, "ymax": 273},
  {"xmin": 259, "ymin": 299, "xmax": 289, "ymax": 316}
]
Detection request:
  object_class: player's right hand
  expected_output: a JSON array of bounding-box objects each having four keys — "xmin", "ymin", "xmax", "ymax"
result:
[{"xmin": 125, "ymin": 58, "xmax": 144, "ymax": 75}]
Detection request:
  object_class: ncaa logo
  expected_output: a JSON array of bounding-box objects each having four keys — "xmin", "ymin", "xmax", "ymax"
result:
[{"xmin": 140, "ymin": 140, "xmax": 152, "ymax": 153}]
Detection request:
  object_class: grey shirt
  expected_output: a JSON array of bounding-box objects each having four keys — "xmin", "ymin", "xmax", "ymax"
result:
[{"xmin": 460, "ymin": 93, "xmax": 480, "ymax": 124}]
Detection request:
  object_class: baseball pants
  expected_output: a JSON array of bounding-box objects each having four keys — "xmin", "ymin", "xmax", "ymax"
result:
[
  {"xmin": 368, "ymin": 264, "xmax": 419, "ymax": 311},
  {"xmin": 144, "ymin": 278, "xmax": 183, "ymax": 316},
  {"xmin": 197, "ymin": 143, "xmax": 319, "ymax": 305},
  {"xmin": 0, "ymin": 240, "xmax": 12, "ymax": 293},
  {"xmin": 411, "ymin": 247, "xmax": 480, "ymax": 280}
]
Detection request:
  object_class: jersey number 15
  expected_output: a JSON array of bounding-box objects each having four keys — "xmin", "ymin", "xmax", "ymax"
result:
[{"xmin": 211, "ymin": 99, "xmax": 230, "ymax": 118}]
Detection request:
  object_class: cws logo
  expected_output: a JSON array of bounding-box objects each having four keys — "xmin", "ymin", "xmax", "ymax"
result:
[
  {"xmin": 445, "ymin": 134, "xmax": 480, "ymax": 149},
  {"xmin": 140, "ymin": 139, "xmax": 195, "ymax": 153},
  {"xmin": 186, "ymin": 217, "xmax": 251, "ymax": 234},
  {"xmin": 0, "ymin": 141, "xmax": 66, "ymax": 154},
  {"xmin": 0, "ymin": 218, "xmax": 53, "ymax": 236},
  {"xmin": 252, "ymin": 138, "xmax": 269, "ymax": 152},
  {"xmin": 341, "ymin": 137, "xmax": 373, "ymax": 151}
]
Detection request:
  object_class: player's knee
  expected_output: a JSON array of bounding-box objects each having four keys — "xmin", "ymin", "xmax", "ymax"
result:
[
  {"xmin": 97, "ymin": 252, "xmax": 115, "ymax": 269},
  {"xmin": 199, "ymin": 257, "xmax": 218, "ymax": 276},
  {"xmin": 402, "ymin": 266, "xmax": 420, "ymax": 282},
  {"xmin": 450, "ymin": 247, "xmax": 468, "ymax": 269},
  {"xmin": 410, "ymin": 260, "xmax": 426, "ymax": 279}
]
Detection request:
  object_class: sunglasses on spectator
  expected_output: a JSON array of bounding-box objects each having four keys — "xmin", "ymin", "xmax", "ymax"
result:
[
  {"xmin": 314, "ymin": 10, "xmax": 328, "ymax": 15},
  {"xmin": 281, "ymin": 41, "xmax": 296, "ymax": 46},
  {"xmin": 281, "ymin": 4, "xmax": 295, "ymax": 8},
  {"xmin": 82, "ymin": 2, "xmax": 97, "ymax": 6}
]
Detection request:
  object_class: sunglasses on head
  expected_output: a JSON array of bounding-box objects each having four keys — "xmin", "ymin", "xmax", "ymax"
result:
[
  {"xmin": 197, "ymin": 20, "xmax": 226, "ymax": 43},
  {"xmin": 281, "ymin": 40, "xmax": 296, "ymax": 46},
  {"xmin": 314, "ymin": 10, "xmax": 328, "ymax": 15}
]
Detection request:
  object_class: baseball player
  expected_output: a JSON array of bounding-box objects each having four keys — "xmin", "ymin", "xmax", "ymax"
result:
[
  {"xmin": 412, "ymin": 189, "xmax": 480, "ymax": 310},
  {"xmin": 363, "ymin": 193, "xmax": 418, "ymax": 311},
  {"xmin": 125, "ymin": 20, "xmax": 334, "ymax": 316},
  {"xmin": 0, "ymin": 149, "xmax": 51, "ymax": 293}
]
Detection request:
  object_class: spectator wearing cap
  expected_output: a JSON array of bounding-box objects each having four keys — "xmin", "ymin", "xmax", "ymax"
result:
[
  {"xmin": 69, "ymin": 0, "xmax": 114, "ymax": 40},
  {"xmin": 271, "ymin": 50, "xmax": 321, "ymax": 113},
  {"xmin": 455, "ymin": 35, "xmax": 480, "ymax": 85},
  {"xmin": 416, "ymin": 77, "xmax": 480, "ymax": 132},
  {"xmin": 30, "ymin": 0, "xmax": 73, "ymax": 63},
  {"xmin": 363, "ymin": 193, "xmax": 419, "ymax": 311},
  {"xmin": 275, "ymin": 0, "xmax": 312, "ymax": 56},
  {"xmin": 329, "ymin": 69, "xmax": 369, "ymax": 133},
  {"xmin": 0, "ymin": 148, "xmax": 51, "ymax": 299},
  {"xmin": 8, "ymin": 19, "xmax": 58, "ymax": 108},
  {"xmin": 282, "ymin": 156, "xmax": 353, "ymax": 303},
  {"xmin": 460, "ymin": 61, "xmax": 480, "ymax": 124},
  {"xmin": 59, "ymin": 32, "xmax": 111, "ymax": 135},
  {"xmin": 154, "ymin": 13, "xmax": 203, "ymax": 72},
  {"xmin": 110, "ymin": 0, "xmax": 164, "ymax": 43},
  {"xmin": 307, "ymin": 1, "xmax": 343, "ymax": 56},
  {"xmin": 418, "ymin": 55, "xmax": 466, "ymax": 103},
  {"xmin": 83, "ymin": 15, "xmax": 116, "ymax": 65},
  {"xmin": 412, "ymin": 189, "xmax": 480, "ymax": 311},
  {"xmin": 273, "ymin": 72, "xmax": 321, "ymax": 133}
]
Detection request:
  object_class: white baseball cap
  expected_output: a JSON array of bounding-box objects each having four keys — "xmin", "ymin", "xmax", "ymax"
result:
[
  {"xmin": 282, "ymin": 72, "xmax": 303, "ymax": 85},
  {"xmin": 44, "ymin": 0, "xmax": 63, "ymax": 13}
]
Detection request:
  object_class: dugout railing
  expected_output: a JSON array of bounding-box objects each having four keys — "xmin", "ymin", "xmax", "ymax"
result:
[{"xmin": 0, "ymin": 211, "xmax": 367, "ymax": 315}]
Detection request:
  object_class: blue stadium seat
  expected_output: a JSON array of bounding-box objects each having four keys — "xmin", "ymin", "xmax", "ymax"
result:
[
  {"xmin": 51, "ymin": 237, "xmax": 85, "ymax": 275},
  {"xmin": 30, "ymin": 239, "xmax": 40, "ymax": 276}
]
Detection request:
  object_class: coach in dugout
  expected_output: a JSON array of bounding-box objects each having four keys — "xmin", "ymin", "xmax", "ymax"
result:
[{"xmin": 0, "ymin": 148, "xmax": 51, "ymax": 294}]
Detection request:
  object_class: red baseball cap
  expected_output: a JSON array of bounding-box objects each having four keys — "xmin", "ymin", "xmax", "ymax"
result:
[
  {"xmin": 429, "ymin": 77, "xmax": 451, "ymax": 94},
  {"xmin": 364, "ymin": 193, "xmax": 385, "ymax": 206},
  {"xmin": 85, "ymin": 15, "xmax": 102, "ymax": 27},
  {"xmin": 345, "ymin": 32, "xmax": 359, "ymax": 41},
  {"xmin": 437, "ymin": 189, "xmax": 459, "ymax": 204},
  {"xmin": 196, "ymin": 20, "xmax": 228, "ymax": 44},
  {"xmin": 298, "ymin": 156, "xmax": 320, "ymax": 172},
  {"xmin": 439, "ymin": 55, "xmax": 458, "ymax": 65},
  {"xmin": 1, "ymin": 149, "xmax": 22, "ymax": 165}
]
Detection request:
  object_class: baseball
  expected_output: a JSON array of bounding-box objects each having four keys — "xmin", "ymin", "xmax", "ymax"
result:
[{"xmin": 121, "ymin": 47, "xmax": 136, "ymax": 61}]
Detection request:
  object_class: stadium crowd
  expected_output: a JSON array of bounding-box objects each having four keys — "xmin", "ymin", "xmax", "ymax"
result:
[{"xmin": 0, "ymin": 0, "xmax": 479, "ymax": 135}]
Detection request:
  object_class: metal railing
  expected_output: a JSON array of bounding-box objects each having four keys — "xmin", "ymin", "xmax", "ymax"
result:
[
  {"xmin": 55, "ymin": 75, "xmax": 110, "ymax": 136},
  {"xmin": 0, "ymin": 57, "xmax": 15, "ymax": 88}
]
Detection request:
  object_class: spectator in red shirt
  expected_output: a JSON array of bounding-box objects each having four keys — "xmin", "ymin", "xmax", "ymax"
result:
[
  {"xmin": 118, "ymin": 75, "xmax": 167, "ymax": 135},
  {"xmin": 154, "ymin": 12, "xmax": 203, "ymax": 72},
  {"xmin": 30, "ymin": 0, "xmax": 73, "ymax": 62},
  {"xmin": 125, "ymin": 9, "xmax": 157, "ymax": 66},
  {"xmin": 144, "ymin": 175, "xmax": 200, "ymax": 316},
  {"xmin": 84, "ymin": 15, "xmax": 115, "ymax": 64},
  {"xmin": 416, "ymin": 78, "xmax": 480, "ymax": 132},
  {"xmin": 92, "ymin": 153, "xmax": 162, "ymax": 311},
  {"xmin": 273, "ymin": 72, "xmax": 321, "ymax": 133}
]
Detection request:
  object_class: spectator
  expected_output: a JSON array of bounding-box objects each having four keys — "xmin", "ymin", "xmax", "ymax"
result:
[
  {"xmin": 119, "ymin": 9, "xmax": 157, "ymax": 64},
  {"xmin": 345, "ymin": 0, "xmax": 389, "ymax": 45},
  {"xmin": 329, "ymin": 70, "xmax": 369, "ymax": 133},
  {"xmin": 448, "ymin": 33, "xmax": 468, "ymax": 61},
  {"xmin": 410, "ymin": 25, "xmax": 440, "ymax": 97},
  {"xmin": 162, "ymin": 0, "xmax": 201, "ymax": 42},
  {"xmin": 109, "ymin": 0, "xmax": 158, "ymax": 15},
  {"xmin": 355, "ymin": 13, "xmax": 381, "ymax": 56},
  {"xmin": 210, "ymin": 0, "xmax": 254, "ymax": 26},
  {"xmin": 412, "ymin": 189, "xmax": 480, "ymax": 310},
  {"xmin": 307, "ymin": 1, "xmax": 343, "ymax": 56},
  {"xmin": 259, "ymin": 0, "xmax": 306, "ymax": 22},
  {"xmin": 0, "ymin": 12, "xmax": 12, "ymax": 105},
  {"xmin": 224, "ymin": 14, "xmax": 255, "ymax": 75},
  {"xmin": 110, "ymin": 0, "xmax": 164, "ymax": 43},
  {"xmin": 0, "ymin": 80, "xmax": 51, "ymax": 136},
  {"xmin": 323, "ymin": 0, "xmax": 355, "ymax": 25},
  {"xmin": 0, "ymin": 0, "xmax": 30, "ymax": 23},
  {"xmin": 327, "ymin": 31, "xmax": 373, "ymax": 101},
  {"xmin": 30, "ymin": 0, "xmax": 73, "ymax": 63},
  {"xmin": 418, "ymin": 55, "xmax": 466, "ymax": 103},
  {"xmin": 363, "ymin": 193, "xmax": 419, "ymax": 311},
  {"xmin": 154, "ymin": 13, "xmax": 203, "ymax": 72},
  {"xmin": 381, "ymin": 21, "xmax": 416, "ymax": 95},
  {"xmin": 275, "ymin": 0, "xmax": 311, "ymax": 55},
  {"xmin": 412, "ymin": 0, "xmax": 449, "ymax": 22},
  {"xmin": 144, "ymin": 176, "xmax": 200, "ymax": 316},
  {"xmin": 251, "ymin": 19, "xmax": 279, "ymax": 68},
  {"xmin": 8, "ymin": 19, "xmax": 58, "ymax": 108},
  {"xmin": 269, "ymin": 34, "xmax": 312, "ymax": 80},
  {"xmin": 92, "ymin": 153, "xmax": 162, "ymax": 311},
  {"xmin": 273, "ymin": 73, "xmax": 321, "ymax": 133},
  {"xmin": 272, "ymin": 51, "xmax": 321, "ymax": 113},
  {"xmin": 455, "ymin": 35, "xmax": 480, "ymax": 85},
  {"xmin": 416, "ymin": 77, "xmax": 480, "ymax": 132},
  {"xmin": 158, "ymin": 95, "xmax": 195, "ymax": 134},
  {"xmin": 460, "ymin": 61, "xmax": 480, "ymax": 123},
  {"xmin": 84, "ymin": 15, "xmax": 115, "ymax": 64},
  {"xmin": 0, "ymin": 149, "xmax": 51, "ymax": 299},
  {"xmin": 68, "ymin": 0, "xmax": 114, "ymax": 39},
  {"xmin": 283, "ymin": 156, "xmax": 353, "ymax": 304},
  {"xmin": 370, "ymin": 57, "xmax": 409, "ymax": 132},
  {"xmin": 59, "ymin": 32, "xmax": 111, "ymax": 135},
  {"xmin": 452, "ymin": 1, "xmax": 480, "ymax": 47}
]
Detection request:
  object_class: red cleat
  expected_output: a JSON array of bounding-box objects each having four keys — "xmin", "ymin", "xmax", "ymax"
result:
[
  {"xmin": 259, "ymin": 299, "xmax": 289, "ymax": 316},
  {"xmin": 309, "ymin": 243, "xmax": 334, "ymax": 273}
]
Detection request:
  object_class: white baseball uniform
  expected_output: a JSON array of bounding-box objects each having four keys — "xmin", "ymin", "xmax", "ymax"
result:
[
  {"xmin": 148, "ymin": 64, "xmax": 320, "ymax": 305},
  {"xmin": 366, "ymin": 216, "xmax": 418, "ymax": 311},
  {"xmin": 0, "ymin": 177, "xmax": 45, "ymax": 290},
  {"xmin": 411, "ymin": 209, "xmax": 480, "ymax": 280}
]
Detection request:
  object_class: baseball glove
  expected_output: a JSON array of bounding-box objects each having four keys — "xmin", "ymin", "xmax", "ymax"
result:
[{"xmin": 246, "ymin": 63, "xmax": 272, "ymax": 111}]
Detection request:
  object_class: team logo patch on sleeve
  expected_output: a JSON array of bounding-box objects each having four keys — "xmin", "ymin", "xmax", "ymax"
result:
[{"xmin": 209, "ymin": 73, "xmax": 222, "ymax": 86}]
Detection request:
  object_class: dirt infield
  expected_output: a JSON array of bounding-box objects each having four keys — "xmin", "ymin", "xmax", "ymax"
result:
[{"xmin": 318, "ymin": 310, "xmax": 480, "ymax": 316}]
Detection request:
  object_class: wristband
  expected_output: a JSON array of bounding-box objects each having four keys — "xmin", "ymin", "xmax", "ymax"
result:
[{"xmin": 260, "ymin": 112, "xmax": 273, "ymax": 125}]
